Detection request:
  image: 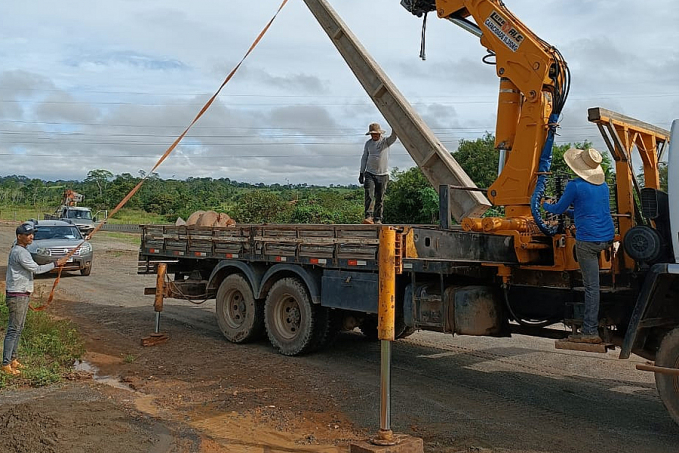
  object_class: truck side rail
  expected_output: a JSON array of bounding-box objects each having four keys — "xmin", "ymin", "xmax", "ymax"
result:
[{"xmin": 138, "ymin": 224, "xmax": 382, "ymax": 273}]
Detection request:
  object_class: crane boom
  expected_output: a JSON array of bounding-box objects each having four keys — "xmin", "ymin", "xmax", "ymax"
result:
[
  {"xmin": 302, "ymin": 0, "xmax": 490, "ymax": 222},
  {"xmin": 402, "ymin": 0, "xmax": 570, "ymax": 238}
]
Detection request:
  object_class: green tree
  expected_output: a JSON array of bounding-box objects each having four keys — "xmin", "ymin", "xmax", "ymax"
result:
[
  {"xmin": 85, "ymin": 169, "xmax": 114, "ymax": 198},
  {"xmin": 660, "ymin": 163, "xmax": 668, "ymax": 192},
  {"xmin": 384, "ymin": 167, "xmax": 439, "ymax": 224},
  {"xmin": 231, "ymin": 191, "xmax": 292, "ymax": 223},
  {"xmin": 452, "ymin": 133, "xmax": 498, "ymax": 189}
]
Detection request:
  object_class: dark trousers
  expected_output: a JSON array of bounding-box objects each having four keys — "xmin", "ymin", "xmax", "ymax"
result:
[
  {"xmin": 576, "ymin": 240, "xmax": 612, "ymax": 335},
  {"xmin": 364, "ymin": 172, "xmax": 389, "ymax": 222}
]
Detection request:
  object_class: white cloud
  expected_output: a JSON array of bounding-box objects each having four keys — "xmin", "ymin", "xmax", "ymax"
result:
[{"xmin": 0, "ymin": 0, "xmax": 676, "ymax": 186}]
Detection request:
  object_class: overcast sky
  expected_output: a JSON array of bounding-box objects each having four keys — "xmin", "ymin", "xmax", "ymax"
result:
[{"xmin": 1, "ymin": 0, "xmax": 677, "ymax": 185}]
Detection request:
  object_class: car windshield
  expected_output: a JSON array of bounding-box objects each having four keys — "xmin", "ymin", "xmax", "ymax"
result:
[
  {"xmin": 66, "ymin": 210, "xmax": 92, "ymax": 220},
  {"xmin": 34, "ymin": 226, "xmax": 82, "ymax": 240}
]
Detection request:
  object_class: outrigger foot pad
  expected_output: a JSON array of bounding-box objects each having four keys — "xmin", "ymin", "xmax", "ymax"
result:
[{"xmin": 141, "ymin": 333, "xmax": 169, "ymax": 347}]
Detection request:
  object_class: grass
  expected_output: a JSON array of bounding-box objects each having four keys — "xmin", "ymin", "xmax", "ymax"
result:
[
  {"xmin": 0, "ymin": 205, "xmax": 165, "ymax": 225},
  {"xmin": 0, "ymin": 294, "xmax": 85, "ymax": 388},
  {"xmin": 105, "ymin": 208, "xmax": 165, "ymax": 225},
  {"xmin": 98, "ymin": 231, "xmax": 141, "ymax": 246},
  {"xmin": 0, "ymin": 205, "xmax": 51, "ymax": 223}
]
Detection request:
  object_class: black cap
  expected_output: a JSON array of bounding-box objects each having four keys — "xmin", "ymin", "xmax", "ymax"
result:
[{"xmin": 16, "ymin": 222, "xmax": 36, "ymax": 235}]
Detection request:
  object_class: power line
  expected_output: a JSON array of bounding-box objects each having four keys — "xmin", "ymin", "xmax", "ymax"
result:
[
  {"xmin": 0, "ymin": 134, "xmax": 602, "ymax": 147},
  {"xmin": 0, "ymin": 121, "xmax": 647, "ymax": 133},
  {"xmin": 0, "ymin": 152, "xmax": 416, "ymax": 158},
  {"xmin": 2, "ymin": 94, "xmax": 677, "ymax": 108},
  {"xmin": 1, "ymin": 86, "xmax": 677, "ymax": 100}
]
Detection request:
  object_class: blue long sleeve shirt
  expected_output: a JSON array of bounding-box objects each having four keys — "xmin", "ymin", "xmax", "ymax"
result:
[{"xmin": 543, "ymin": 178, "xmax": 615, "ymax": 242}]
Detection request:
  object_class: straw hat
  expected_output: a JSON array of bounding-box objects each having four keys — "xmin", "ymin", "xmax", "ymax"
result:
[
  {"xmin": 365, "ymin": 123, "xmax": 386, "ymax": 135},
  {"xmin": 564, "ymin": 148, "xmax": 605, "ymax": 185}
]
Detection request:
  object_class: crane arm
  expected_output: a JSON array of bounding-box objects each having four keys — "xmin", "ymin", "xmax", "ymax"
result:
[
  {"xmin": 402, "ymin": 0, "xmax": 570, "ymax": 232},
  {"xmin": 63, "ymin": 190, "xmax": 84, "ymax": 207}
]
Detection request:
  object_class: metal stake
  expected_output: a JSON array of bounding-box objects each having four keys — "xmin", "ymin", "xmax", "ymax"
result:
[{"xmin": 380, "ymin": 339, "xmax": 392, "ymax": 432}]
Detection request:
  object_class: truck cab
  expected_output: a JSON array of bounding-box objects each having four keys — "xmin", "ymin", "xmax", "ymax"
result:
[
  {"xmin": 44, "ymin": 205, "xmax": 96, "ymax": 236},
  {"xmin": 60, "ymin": 206, "xmax": 95, "ymax": 236}
]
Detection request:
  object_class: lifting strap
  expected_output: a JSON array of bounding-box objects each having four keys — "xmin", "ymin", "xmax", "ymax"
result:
[{"xmin": 29, "ymin": 0, "xmax": 290, "ymax": 311}]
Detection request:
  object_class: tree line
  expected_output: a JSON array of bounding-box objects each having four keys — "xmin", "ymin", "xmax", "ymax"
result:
[{"xmin": 0, "ymin": 135, "xmax": 666, "ymax": 225}]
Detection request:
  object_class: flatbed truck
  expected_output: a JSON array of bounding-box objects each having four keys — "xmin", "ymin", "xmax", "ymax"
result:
[{"xmin": 138, "ymin": 0, "xmax": 679, "ymax": 426}]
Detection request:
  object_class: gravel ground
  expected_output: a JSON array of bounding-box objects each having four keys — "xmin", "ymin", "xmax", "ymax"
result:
[{"xmin": 1, "ymin": 219, "xmax": 678, "ymax": 453}]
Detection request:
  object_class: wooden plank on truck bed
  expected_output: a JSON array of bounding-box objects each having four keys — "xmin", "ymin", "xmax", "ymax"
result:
[
  {"xmin": 263, "ymin": 243, "xmax": 297, "ymax": 257},
  {"xmin": 336, "ymin": 227, "xmax": 379, "ymax": 239},
  {"xmin": 299, "ymin": 244, "xmax": 335, "ymax": 258}
]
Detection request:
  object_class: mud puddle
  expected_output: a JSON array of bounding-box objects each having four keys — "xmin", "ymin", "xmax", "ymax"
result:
[
  {"xmin": 74, "ymin": 360, "xmax": 351, "ymax": 452},
  {"xmin": 75, "ymin": 359, "xmax": 133, "ymax": 391}
]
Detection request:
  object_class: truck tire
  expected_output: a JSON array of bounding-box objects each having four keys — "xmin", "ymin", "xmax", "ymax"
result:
[
  {"xmin": 216, "ymin": 274, "xmax": 264, "ymax": 343},
  {"xmin": 360, "ymin": 317, "xmax": 379, "ymax": 341},
  {"xmin": 655, "ymin": 327, "xmax": 679, "ymax": 425},
  {"xmin": 264, "ymin": 277, "xmax": 326, "ymax": 356},
  {"xmin": 80, "ymin": 261, "xmax": 92, "ymax": 276},
  {"xmin": 361, "ymin": 316, "xmax": 415, "ymax": 340},
  {"xmin": 316, "ymin": 309, "xmax": 342, "ymax": 350}
]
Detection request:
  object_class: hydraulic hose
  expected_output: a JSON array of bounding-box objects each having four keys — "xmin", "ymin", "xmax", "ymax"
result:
[{"xmin": 531, "ymin": 112, "xmax": 560, "ymax": 236}]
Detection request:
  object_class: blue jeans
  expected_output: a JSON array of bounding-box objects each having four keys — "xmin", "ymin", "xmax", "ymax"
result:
[
  {"xmin": 364, "ymin": 172, "xmax": 389, "ymax": 222},
  {"xmin": 576, "ymin": 241, "xmax": 612, "ymax": 335},
  {"xmin": 3, "ymin": 294, "xmax": 30, "ymax": 366}
]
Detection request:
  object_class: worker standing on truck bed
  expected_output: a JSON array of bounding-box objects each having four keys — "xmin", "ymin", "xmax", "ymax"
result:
[
  {"xmin": 359, "ymin": 122, "xmax": 397, "ymax": 224},
  {"xmin": 543, "ymin": 148, "xmax": 615, "ymax": 344},
  {"xmin": 2, "ymin": 222, "xmax": 68, "ymax": 375}
]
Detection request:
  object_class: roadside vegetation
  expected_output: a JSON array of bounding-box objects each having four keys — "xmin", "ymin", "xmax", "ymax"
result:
[
  {"xmin": 98, "ymin": 231, "xmax": 142, "ymax": 247},
  {"xmin": 0, "ymin": 294, "xmax": 85, "ymax": 388},
  {"xmin": 0, "ymin": 135, "xmax": 640, "ymax": 227}
]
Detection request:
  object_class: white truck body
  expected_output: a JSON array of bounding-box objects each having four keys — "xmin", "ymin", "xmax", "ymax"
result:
[{"xmin": 669, "ymin": 119, "xmax": 678, "ymax": 264}]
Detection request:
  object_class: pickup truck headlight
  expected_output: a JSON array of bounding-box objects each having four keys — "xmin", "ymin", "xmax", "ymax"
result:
[{"xmin": 36, "ymin": 247, "xmax": 51, "ymax": 256}]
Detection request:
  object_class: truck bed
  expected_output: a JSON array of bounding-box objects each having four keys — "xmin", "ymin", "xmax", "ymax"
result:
[
  {"xmin": 138, "ymin": 223, "xmax": 522, "ymax": 277},
  {"xmin": 138, "ymin": 224, "xmax": 384, "ymax": 273}
]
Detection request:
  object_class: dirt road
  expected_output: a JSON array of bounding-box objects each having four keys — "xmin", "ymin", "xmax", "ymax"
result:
[{"xmin": 1, "ymin": 220, "xmax": 677, "ymax": 452}]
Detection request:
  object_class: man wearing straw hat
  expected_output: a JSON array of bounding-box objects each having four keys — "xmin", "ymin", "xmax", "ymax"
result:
[
  {"xmin": 543, "ymin": 148, "xmax": 615, "ymax": 344},
  {"xmin": 359, "ymin": 122, "xmax": 397, "ymax": 224}
]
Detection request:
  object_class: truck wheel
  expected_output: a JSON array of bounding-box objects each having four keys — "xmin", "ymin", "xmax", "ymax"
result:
[
  {"xmin": 80, "ymin": 262, "xmax": 92, "ymax": 276},
  {"xmin": 360, "ymin": 317, "xmax": 379, "ymax": 341},
  {"xmin": 361, "ymin": 316, "xmax": 414, "ymax": 340},
  {"xmin": 316, "ymin": 309, "xmax": 342, "ymax": 350},
  {"xmin": 265, "ymin": 278, "xmax": 324, "ymax": 356},
  {"xmin": 655, "ymin": 327, "xmax": 679, "ymax": 425},
  {"xmin": 216, "ymin": 274, "xmax": 264, "ymax": 343}
]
